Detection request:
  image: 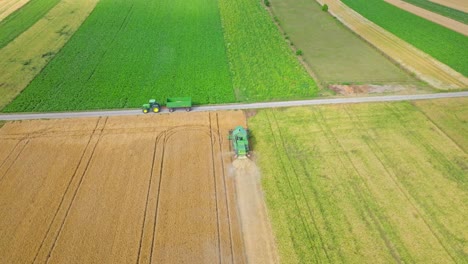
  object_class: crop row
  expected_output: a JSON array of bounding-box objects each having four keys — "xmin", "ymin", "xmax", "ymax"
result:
[
  {"xmin": 4, "ymin": 0, "xmax": 234, "ymax": 112},
  {"xmin": 0, "ymin": 0, "xmax": 61, "ymax": 49},
  {"xmin": 341, "ymin": 0, "xmax": 468, "ymax": 76}
]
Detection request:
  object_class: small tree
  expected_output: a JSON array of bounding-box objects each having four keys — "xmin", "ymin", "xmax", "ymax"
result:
[
  {"xmin": 322, "ymin": 4, "xmax": 328, "ymax": 12},
  {"xmin": 296, "ymin": 50, "xmax": 303, "ymax": 56},
  {"xmin": 264, "ymin": 0, "xmax": 270, "ymax": 7}
]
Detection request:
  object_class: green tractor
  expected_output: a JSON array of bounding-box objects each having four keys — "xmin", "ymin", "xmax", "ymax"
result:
[
  {"xmin": 142, "ymin": 99, "xmax": 161, "ymax": 114},
  {"xmin": 228, "ymin": 126, "xmax": 250, "ymax": 159}
]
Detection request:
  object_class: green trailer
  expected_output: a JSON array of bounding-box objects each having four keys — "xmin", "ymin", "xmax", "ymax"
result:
[
  {"xmin": 228, "ymin": 126, "xmax": 250, "ymax": 159},
  {"xmin": 166, "ymin": 97, "xmax": 192, "ymax": 112}
]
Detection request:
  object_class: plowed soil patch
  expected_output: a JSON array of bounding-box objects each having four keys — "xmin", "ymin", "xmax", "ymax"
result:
[{"xmin": 0, "ymin": 111, "xmax": 275, "ymax": 263}]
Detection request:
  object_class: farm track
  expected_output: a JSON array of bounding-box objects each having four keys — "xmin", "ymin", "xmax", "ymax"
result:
[
  {"xmin": 0, "ymin": 112, "xmax": 262, "ymax": 263},
  {"xmin": 0, "ymin": 92, "xmax": 467, "ymax": 121},
  {"xmin": 320, "ymin": 0, "xmax": 468, "ymax": 89}
]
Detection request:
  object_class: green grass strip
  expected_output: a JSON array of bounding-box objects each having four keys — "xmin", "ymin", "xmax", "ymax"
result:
[
  {"xmin": 0, "ymin": 0, "xmax": 61, "ymax": 49},
  {"xmin": 341, "ymin": 0, "xmax": 468, "ymax": 76},
  {"xmin": 218, "ymin": 0, "xmax": 318, "ymax": 102},
  {"xmin": 402, "ymin": 0, "xmax": 468, "ymax": 24}
]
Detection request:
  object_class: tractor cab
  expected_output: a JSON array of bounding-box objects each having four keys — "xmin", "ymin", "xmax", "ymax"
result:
[{"xmin": 142, "ymin": 99, "xmax": 161, "ymax": 113}]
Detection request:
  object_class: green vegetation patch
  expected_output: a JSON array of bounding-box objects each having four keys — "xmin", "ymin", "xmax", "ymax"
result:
[
  {"xmin": 4, "ymin": 0, "xmax": 234, "ymax": 112},
  {"xmin": 341, "ymin": 0, "xmax": 468, "ymax": 76},
  {"xmin": 0, "ymin": 0, "xmax": 61, "ymax": 49},
  {"xmin": 218, "ymin": 0, "xmax": 317, "ymax": 102},
  {"xmin": 269, "ymin": 0, "xmax": 420, "ymax": 85},
  {"xmin": 249, "ymin": 100, "xmax": 467, "ymax": 263},
  {"xmin": 402, "ymin": 0, "xmax": 468, "ymax": 24}
]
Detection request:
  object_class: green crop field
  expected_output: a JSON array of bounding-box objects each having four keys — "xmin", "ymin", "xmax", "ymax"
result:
[
  {"xmin": 249, "ymin": 98, "xmax": 467, "ymax": 263},
  {"xmin": 0, "ymin": 0, "xmax": 61, "ymax": 49},
  {"xmin": 269, "ymin": 0, "xmax": 422, "ymax": 85},
  {"xmin": 218, "ymin": 0, "xmax": 317, "ymax": 101},
  {"xmin": 3, "ymin": 0, "xmax": 317, "ymax": 112},
  {"xmin": 402, "ymin": 0, "xmax": 468, "ymax": 24},
  {"xmin": 341, "ymin": 0, "xmax": 468, "ymax": 77}
]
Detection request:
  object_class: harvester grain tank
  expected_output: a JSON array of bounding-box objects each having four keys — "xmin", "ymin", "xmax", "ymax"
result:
[{"xmin": 228, "ymin": 126, "xmax": 250, "ymax": 158}]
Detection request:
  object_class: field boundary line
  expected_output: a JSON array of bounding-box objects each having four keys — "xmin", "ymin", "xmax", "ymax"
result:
[
  {"xmin": 43, "ymin": 117, "xmax": 108, "ymax": 263},
  {"xmin": 1, "ymin": 92, "xmax": 467, "ymax": 121}
]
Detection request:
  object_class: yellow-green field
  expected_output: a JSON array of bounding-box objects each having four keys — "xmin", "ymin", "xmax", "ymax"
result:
[{"xmin": 249, "ymin": 98, "xmax": 467, "ymax": 263}]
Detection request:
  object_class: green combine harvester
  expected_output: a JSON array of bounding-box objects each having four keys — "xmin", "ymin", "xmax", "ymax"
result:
[
  {"xmin": 142, "ymin": 99, "xmax": 161, "ymax": 113},
  {"xmin": 228, "ymin": 126, "xmax": 250, "ymax": 159}
]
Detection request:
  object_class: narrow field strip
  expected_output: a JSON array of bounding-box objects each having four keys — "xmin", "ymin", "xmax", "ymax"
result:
[
  {"xmin": 320, "ymin": 0, "xmax": 467, "ymax": 89},
  {"xmin": 218, "ymin": 0, "xmax": 317, "ymax": 102},
  {"xmin": 385, "ymin": 0, "xmax": 468, "ymax": 36},
  {"xmin": 402, "ymin": 0, "xmax": 468, "ymax": 24},
  {"xmin": 0, "ymin": 0, "xmax": 31, "ymax": 21},
  {"xmin": 0, "ymin": 0, "xmax": 61, "ymax": 49},
  {"xmin": 429, "ymin": 0, "xmax": 468, "ymax": 13},
  {"xmin": 0, "ymin": 0, "xmax": 100, "ymax": 110}
]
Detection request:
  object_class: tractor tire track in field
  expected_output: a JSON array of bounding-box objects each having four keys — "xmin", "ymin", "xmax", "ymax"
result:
[
  {"xmin": 32, "ymin": 117, "xmax": 103, "ymax": 263},
  {"xmin": 0, "ymin": 139, "xmax": 29, "ymax": 183},
  {"xmin": 209, "ymin": 112, "xmax": 222, "ymax": 263},
  {"xmin": 42, "ymin": 117, "xmax": 108, "ymax": 263},
  {"xmin": 271, "ymin": 110, "xmax": 331, "ymax": 263},
  {"xmin": 312, "ymin": 108, "xmax": 399, "ymax": 262},
  {"xmin": 383, "ymin": 103, "xmax": 460, "ymax": 261},
  {"xmin": 319, "ymin": 0, "xmax": 468, "ymax": 89},
  {"xmin": 215, "ymin": 113, "xmax": 235, "ymax": 263},
  {"xmin": 265, "ymin": 111, "xmax": 319, "ymax": 262},
  {"xmin": 1, "ymin": 92, "xmax": 467, "ymax": 121},
  {"xmin": 0, "ymin": 139, "xmax": 21, "ymax": 171}
]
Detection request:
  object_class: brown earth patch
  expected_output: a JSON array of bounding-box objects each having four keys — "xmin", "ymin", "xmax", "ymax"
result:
[{"xmin": 429, "ymin": 0, "xmax": 468, "ymax": 13}]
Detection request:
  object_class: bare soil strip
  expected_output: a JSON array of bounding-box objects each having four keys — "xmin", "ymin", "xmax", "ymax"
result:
[
  {"xmin": 385, "ymin": 0, "xmax": 468, "ymax": 36},
  {"xmin": 0, "ymin": 0, "xmax": 30, "ymax": 21},
  {"xmin": 0, "ymin": 111, "xmax": 269, "ymax": 263},
  {"xmin": 319, "ymin": 0, "xmax": 468, "ymax": 89},
  {"xmin": 429, "ymin": 0, "xmax": 468, "ymax": 13},
  {"xmin": 0, "ymin": 0, "xmax": 99, "ymax": 109}
]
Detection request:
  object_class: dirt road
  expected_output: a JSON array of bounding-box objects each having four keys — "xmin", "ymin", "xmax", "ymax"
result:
[
  {"xmin": 1, "ymin": 92, "xmax": 467, "ymax": 121},
  {"xmin": 385, "ymin": 0, "xmax": 468, "ymax": 36},
  {"xmin": 0, "ymin": 111, "xmax": 277, "ymax": 263},
  {"xmin": 319, "ymin": 0, "xmax": 468, "ymax": 89}
]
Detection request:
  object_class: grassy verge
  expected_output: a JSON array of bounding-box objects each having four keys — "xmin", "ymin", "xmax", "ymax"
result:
[
  {"xmin": 402, "ymin": 0, "xmax": 468, "ymax": 24},
  {"xmin": 249, "ymin": 99, "xmax": 467, "ymax": 263},
  {"xmin": 4, "ymin": 0, "xmax": 234, "ymax": 112},
  {"xmin": 269, "ymin": 0, "xmax": 422, "ymax": 85},
  {"xmin": 0, "ymin": 0, "xmax": 61, "ymax": 49},
  {"xmin": 218, "ymin": 0, "xmax": 317, "ymax": 102},
  {"xmin": 341, "ymin": 0, "xmax": 468, "ymax": 76}
]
